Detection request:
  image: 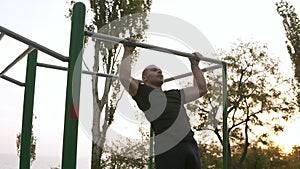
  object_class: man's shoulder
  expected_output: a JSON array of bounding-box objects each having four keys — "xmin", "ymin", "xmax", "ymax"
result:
[
  {"xmin": 138, "ymin": 83, "xmax": 153, "ymax": 90},
  {"xmin": 132, "ymin": 83, "xmax": 154, "ymax": 99}
]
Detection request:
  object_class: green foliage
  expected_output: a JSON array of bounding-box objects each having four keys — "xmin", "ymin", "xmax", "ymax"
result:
[
  {"xmin": 286, "ymin": 145, "xmax": 300, "ymax": 168},
  {"xmin": 276, "ymin": 1, "xmax": 300, "ymax": 69},
  {"xmin": 276, "ymin": 0, "xmax": 300, "ymax": 107},
  {"xmin": 101, "ymin": 138, "xmax": 149, "ymax": 169},
  {"xmin": 224, "ymin": 41, "xmax": 296, "ymax": 123},
  {"xmin": 199, "ymin": 141, "xmax": 223, "ymax": 169},
  {"xmin": 225, "ymin": 41, "xmax": 297, "ymax": 168},
  {"xmin": 200, "ymin": 140, "xmax": 300, "ymax": 169},
  {"xmin": 187, "ymin": 40, "xmax": 298, "ymax": 168},
  {"xmin": 80, "ymin": 0, "xmax": 152, "ymax": 168},
  {"xmin": 87, "ymin": 0, "xmax": 153, "ymax": 125}
]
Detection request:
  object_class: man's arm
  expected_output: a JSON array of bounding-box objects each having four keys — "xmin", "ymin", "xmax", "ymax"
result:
[
  {"xmin": 119, "ymin": 37, "xmax": 139, "ymax": 96},
  {"xmin": 183, "ymin": 52, "xmax": 208, "ymax": 103}
]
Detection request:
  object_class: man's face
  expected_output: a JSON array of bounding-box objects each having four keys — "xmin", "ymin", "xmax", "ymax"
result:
[{"xmin": 142, "ymin": 65, "xmax": 164, "ymax": 86}]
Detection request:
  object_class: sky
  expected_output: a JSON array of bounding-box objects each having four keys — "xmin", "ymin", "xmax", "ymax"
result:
[{"xmin": 0, "ymin": 0, "xmax": 300, "ymax": 167}]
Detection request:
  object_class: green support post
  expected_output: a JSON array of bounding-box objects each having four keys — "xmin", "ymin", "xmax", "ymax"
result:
[
  {"xmin": 148, "ymin": 127, "xmax": 154, "ymax": 169},
  {"xmin": 19, "ymin": 49, "xmax": 38, "ymax": 169},
  {"xmin": 61, "ymin": 2, "xmax": 85, "ymax": 169},
  {"xmin": 222, "ymin": 62, "xmax": 228, "ymax": 169}
]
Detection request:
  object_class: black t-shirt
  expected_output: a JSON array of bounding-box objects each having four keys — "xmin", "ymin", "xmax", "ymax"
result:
[{"xmin": 132, "ymin": 83, "xmax": 195, "ymax": 149}]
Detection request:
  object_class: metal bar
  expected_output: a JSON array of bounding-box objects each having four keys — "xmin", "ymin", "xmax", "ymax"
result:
[
  {"xmin": 37, "ymin": 62, "xmax": 220, "ymax": 83},
  {"xmin": 0, "ymin": 75, "xmax": 25, "ymax": 86},
  {"xmin": 85, "ymin": 31, "xmax": 223, "ymax": 65},
  {"xmin": 0, "ymin": 32, "xmax": 4, "ymax": 41},
  {"xmin": 0, "ymin": 46, "xmax": 34, "ymax": 77},
  {"xmin": 222, "ymin": 62, "xmax": 228, "ymax": 169},
  {"xmin": 148, "ymin": 127, "xmax": 154, "ymax": 169},
  {"xmin": 37, "ymin": 62, "xmax": 67, "ymax": 71},
  {"xmin": 82, "ymin": 70, "xmax": 119, "ymax": 79},
  {"xmin": 164, "ymin": 64, "xmax": 222, "ymax": 82},
  {"xmin": 0, "ymin": 26, "xmax": 68, "ymax": 62},
  {"xmin": 61, "ymin": 2, "xmax": 85, "ymax": 169},
  {"xmin": 37, "ymin": 62, "xmax": 119, "ymax": 79},
  {"xmin": 19, "ymin": 49, "xmax": 38, "ymax": 169}
]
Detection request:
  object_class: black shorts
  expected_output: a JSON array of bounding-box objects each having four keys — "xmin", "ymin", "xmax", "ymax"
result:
[{"xmin": 155, "ymin": 141, "xmax": 201, "ymax": 169}]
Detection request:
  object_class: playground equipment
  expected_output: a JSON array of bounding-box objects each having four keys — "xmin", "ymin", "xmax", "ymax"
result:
[{"xmin": 0, "ymin": 2, "xmax": 228, "ymax": 169}]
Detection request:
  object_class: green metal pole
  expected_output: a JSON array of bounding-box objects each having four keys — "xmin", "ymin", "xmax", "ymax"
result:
[
  {"xmin": 222, "ymin": 62, "xmax": 228, "ymax": 169},
  {"xmin": 19, "ymin": 49, "xmax": 38, "ymax": 169},
  {"xmin": 148, "ymin": 127, "xmax": 154, "ymax": 169},
  {"xmin": 61, "ymin": 2, "xmax": 85, "ymax": 169}
]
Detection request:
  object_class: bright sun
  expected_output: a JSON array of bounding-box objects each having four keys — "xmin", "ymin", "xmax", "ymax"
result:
[{"xmin": 274, "ymin": 117, "xmax": 300, "ymax": 154}]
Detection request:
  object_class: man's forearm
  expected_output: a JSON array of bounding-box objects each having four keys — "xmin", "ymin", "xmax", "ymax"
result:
[
  {"xmin": 191, "ymin": 65, "xmax": 207, "ymax": 96},
  {"xmin": 119, "ymin": 51, "xmax": 133, "ymax": 90},
  {"xmin": 119, "ymin": 37, "xmax": 139, "ymax": 96},
  {"xmin": 120, "ymin": 51, "xmax": 132, "ymax": 77}
]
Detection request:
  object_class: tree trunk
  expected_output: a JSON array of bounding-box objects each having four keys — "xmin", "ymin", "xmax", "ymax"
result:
[
  {"xmin": 228, "ymin": 141, "xmax": 235, "ymax": 169},
  {"xmin": 296, "ymin": 55, "xmax": 300, "ymax": 107},
  {"xmin": 91, "ymin": 39, "xmax": 113, "ymax": 167},
  {"xmin": 237, "ymin": 110, "xmax": 250, "ymax": 168},
  {"xmin": 91, "ymin": 40, "xmax": 101, "ymax": 169},
  {"xmin": 91, "ymin": 143, "xmax": 102, "ymax": 169}
]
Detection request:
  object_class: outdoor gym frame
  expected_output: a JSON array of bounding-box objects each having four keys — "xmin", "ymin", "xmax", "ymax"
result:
[{"xmin": 0, "ymin": 2, "xmax": 228, "ymax": 169}]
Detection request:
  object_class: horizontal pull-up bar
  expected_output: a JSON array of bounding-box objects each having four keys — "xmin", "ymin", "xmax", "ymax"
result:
[
  {"xmin": 37, "ymin": 62, "xmax": 119, "ymax": 79},
  {"xmin": 0, "ymin": 46, "xmax": 34, "ymax": 77},
  {"xmin": 85, "ymin": 31, "xmax": 223, "ymax": 65},
  {"xmin": 164, "ymin": 64, "xmax": 222, "ymax": 82},
  {"xmin": 37, "ymin": 62, "xmax": 220, "ymax": 82},
  {"xmin": 0, "ymin": 26, "xmax": 68, "ymax": 62}
]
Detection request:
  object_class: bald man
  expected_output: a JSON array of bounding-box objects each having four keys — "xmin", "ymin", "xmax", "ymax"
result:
[{"xmin": 119, "ymin": 37, "xmax": 207, "ymax": 169}]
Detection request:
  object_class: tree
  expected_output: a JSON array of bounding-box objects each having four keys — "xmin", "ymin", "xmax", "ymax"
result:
[
  {"xmin": 187, "ymin": 40, "xmax": 297, "ymax": 169},
  {"xmin": 285, "ymin": 145, "xmax": 300, "ymax": 168},
  {"xmin": 198, "ymin": 141, "xmax": 223, "ymax": 169},
  {"xmin": 242, "ymin": 141, "xmax": 300, "ymax": 169},
  {"xmin": 276, "ymin": 0, "xmax": 300, "ymax": 107},
  {"xmin": 243, "ymin": 141, "xmax": 288, "ymax": 169},
  {"xmin": 100, "ymin": 138, "xmax": 149, "ymax": 169},
  {"xmin": 16, "ymin": 125, "xmax": 37, "ymax": 165},
  {"xmin": 199, "ymin": 139, "xmax": 300, "ymax": 169},
  {"xmin": 69, "ymin": 0, "xmax": 152, "ymax": 168}
]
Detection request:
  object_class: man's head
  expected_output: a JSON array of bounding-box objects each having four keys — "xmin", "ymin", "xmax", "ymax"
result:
[{"xmin": 142, "ymin": 64, "xmax": 164, "ymax": 87}]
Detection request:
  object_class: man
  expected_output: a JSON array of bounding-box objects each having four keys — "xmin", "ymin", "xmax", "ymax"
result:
[{"xmin": 119, "ymin": 37, "xmax": 207, "ymax": 169}]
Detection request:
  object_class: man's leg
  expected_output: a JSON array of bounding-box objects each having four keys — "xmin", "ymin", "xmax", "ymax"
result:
[
  {"xmin": 185, "ymin": 142, "xmax": 201, "ymax": 169},
  {"xmin": 155, "ymin": 142, "xmax": 201, "ymax": 169},
  {"xmin": 155, "ymin": 143, "xmax": 185, "ymax": 169}
]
